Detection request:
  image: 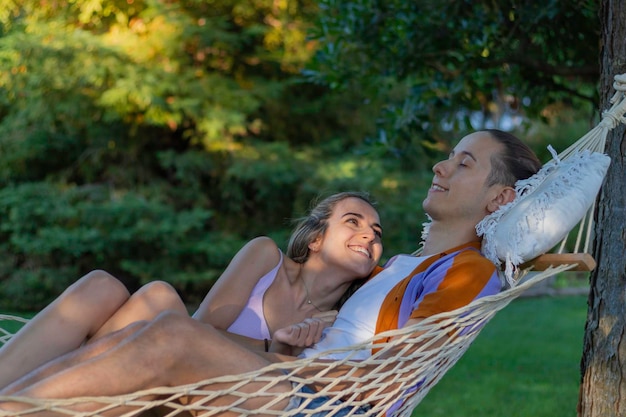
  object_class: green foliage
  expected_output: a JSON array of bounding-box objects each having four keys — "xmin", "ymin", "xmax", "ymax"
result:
[
  {"xmin": 0, "ymin": 0, "xmax": 327, "ymax": 309},
  {"xmin": 0, "ymin": 182, "xmax": 245, "ymax": 309},
  {"xmin": 0, "ymin": 0, "xmax": 601, "ymax": 310},
  {"xmin": 306, "ymin": 0, "xmax": 600, "ymax": 162}
]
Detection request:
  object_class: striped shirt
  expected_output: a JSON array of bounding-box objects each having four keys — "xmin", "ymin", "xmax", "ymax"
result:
[
  {"xmin": 301, "ymin": 241, "xmax": 502, "ymax": 359},
  {"xmin": 375, "ymin": 241, "xmax": 502, "ymax": 340}
]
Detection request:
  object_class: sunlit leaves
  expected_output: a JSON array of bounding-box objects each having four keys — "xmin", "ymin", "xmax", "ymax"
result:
[{"xmin": 0, "ymin": 0, "xmax": 338, "ymax": 309}]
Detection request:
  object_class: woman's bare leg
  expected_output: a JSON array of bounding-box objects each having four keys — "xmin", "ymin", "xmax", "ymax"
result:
[
  {"xmin": 0, "ymin": 272, "xmax": 188, "ymax": 389},
  {"xmin": 89, "ymin": 280, "xmax": 188, "ymax": 341},
  {"xmin": 0, "ymin": 270, "xmax": 130, "ymax": 388}
]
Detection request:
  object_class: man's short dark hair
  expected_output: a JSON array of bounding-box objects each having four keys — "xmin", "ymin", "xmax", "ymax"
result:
[{"xmin": 484, "ymin": 129, "xmax": 542, "ymax": 187}]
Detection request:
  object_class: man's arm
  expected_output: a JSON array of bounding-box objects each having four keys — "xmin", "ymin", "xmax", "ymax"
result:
[
  {"xmin": 0, "ymin": 312, "xmax": 294, "ymax": 415},
  {"xmin": 0, "ymin": 313, "xmax": 282, "ymax": 397}
]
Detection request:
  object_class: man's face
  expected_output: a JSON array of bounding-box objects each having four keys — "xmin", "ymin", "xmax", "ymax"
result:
[{"xmin": 422, "ymin": 131, "xmax": 506, "ymax": 226}]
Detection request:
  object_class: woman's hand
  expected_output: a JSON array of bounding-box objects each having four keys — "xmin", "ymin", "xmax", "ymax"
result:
[{"xmin": 269, "ymin": 311, "xmax": 338, "ymax": 355}]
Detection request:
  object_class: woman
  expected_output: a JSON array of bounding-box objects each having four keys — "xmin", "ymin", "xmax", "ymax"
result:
[{"xmin": 0, "ymin": 191, "xmax": 383, "ymax": 389}]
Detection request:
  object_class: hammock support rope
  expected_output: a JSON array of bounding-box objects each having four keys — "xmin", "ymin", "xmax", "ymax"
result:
[
  {"xmin": 519, "ymin": 73, "xmax": 626, "ymax": 272},
  {"xmin": 1, "ymin": 72, "xmax": 625, "ymax": 416}
]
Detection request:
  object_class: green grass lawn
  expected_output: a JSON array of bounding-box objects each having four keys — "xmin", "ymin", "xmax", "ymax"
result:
[{"xmin": 413, "ymin": 295, "xmax": 587, "ymax": 417}]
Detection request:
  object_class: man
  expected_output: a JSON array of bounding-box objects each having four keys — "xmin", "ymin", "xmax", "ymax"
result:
[{"xmin": 0, "ymin": 129, "xmax": 541, "ymax": 416}]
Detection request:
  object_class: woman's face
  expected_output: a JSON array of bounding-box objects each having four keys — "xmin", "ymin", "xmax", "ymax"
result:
[{"xmin": 310, "ymin": 197, "xmax": 383, "ymax": 278}]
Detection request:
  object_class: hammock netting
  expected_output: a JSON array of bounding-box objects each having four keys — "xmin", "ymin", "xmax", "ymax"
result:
[
  {"xmin": 0, "ymin": 265, "xmax": 575, "ymax": 417},
  {"xmin": 0, "ymin": 73, "xmax": 625, "ymax": 417}
]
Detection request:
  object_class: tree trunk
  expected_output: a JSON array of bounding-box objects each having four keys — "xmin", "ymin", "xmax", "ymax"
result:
[{"xmin": 579, "ymin": 1, "xmax": 626, "ymax": 416}]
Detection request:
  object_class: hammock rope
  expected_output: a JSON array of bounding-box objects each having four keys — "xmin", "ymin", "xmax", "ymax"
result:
[
  {"xmin": 552, "ymin": 72, "xmax": 626, "ymax": 256},
  {"xmin": 1, "ymin": 73, "xmax": 625, "ymax": 417},
  {"xmin": 0, "ymin": 266, "xmax": 574, "ymax": 417},
  {"xmin": 544, "ymin": 73, "xmax": 624, "ymax": 263}
]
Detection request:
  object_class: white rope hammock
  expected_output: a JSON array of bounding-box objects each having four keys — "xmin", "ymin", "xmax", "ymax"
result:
[
  {"xmin": 0, "ymin": 73, "xmax": 624, "ymax": 417},
  {"xmin": 0, "ymin": 266, "xmax": 578, "ymax": 417}
]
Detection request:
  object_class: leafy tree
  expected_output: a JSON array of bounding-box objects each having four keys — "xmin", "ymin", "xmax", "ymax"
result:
[
  {"xmin": 0, "ymin": 0, "xmax": 603, "ymax": 312},
  {"xmin": 305, "ymin": 0, "xmax": 600, "ymax": 163},
  {"xmin": 0, "ymin": 0, "xmax": 335, "ymax": 309}
]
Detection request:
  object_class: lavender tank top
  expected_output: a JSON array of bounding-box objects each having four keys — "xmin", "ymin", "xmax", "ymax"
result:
[{"xmin": 226, "ymin": 251, "xmax": 283, "ymax": 340}]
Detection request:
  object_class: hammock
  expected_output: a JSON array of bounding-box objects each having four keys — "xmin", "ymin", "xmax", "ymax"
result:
[
  {"xmin": 0, "ymin": 266, "xmax": 574, "ymax": 417},
  {"xmin": 0, "ymin": 73, "xmax": 624, "ymax": 417}
]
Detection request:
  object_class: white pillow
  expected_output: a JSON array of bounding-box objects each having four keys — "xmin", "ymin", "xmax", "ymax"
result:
[{"xmin": 476, "ymin": 149, "xmax": 610, "ymax": 286}]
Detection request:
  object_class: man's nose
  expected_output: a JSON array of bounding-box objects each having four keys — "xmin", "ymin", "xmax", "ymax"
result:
[{"xmin": 432, "ymin": 160, "xmax": 448, "ymax": 176}]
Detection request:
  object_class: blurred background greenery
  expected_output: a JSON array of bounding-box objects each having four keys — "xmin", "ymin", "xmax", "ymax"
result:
[{"xmin": 0, "ymin": 0, "xmax": 599, "ymax": 310}]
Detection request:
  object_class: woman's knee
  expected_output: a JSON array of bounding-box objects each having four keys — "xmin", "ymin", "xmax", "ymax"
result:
[
  {"xmin": 65, "ymin": 270, "xmax": 130, "ymax": 309},
  {"xmin": 132, "ymin": 281, "xmax": 187, "ymax": 314}
]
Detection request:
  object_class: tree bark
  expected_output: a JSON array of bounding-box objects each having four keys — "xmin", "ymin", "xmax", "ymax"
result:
[{"xmin": 579, "ymin": 1, "xmax": 626, "ymax": 416}]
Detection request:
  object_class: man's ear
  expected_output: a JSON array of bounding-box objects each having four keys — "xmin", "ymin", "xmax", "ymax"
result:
[{"xmin": 487, "ymin": 186, "xmax": 516, "ymax": 213}]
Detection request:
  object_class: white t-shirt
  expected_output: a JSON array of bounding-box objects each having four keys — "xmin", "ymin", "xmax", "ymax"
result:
[{"xmin": 301, "ymin": 255, "xmax": 428, "ymax": 360}]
